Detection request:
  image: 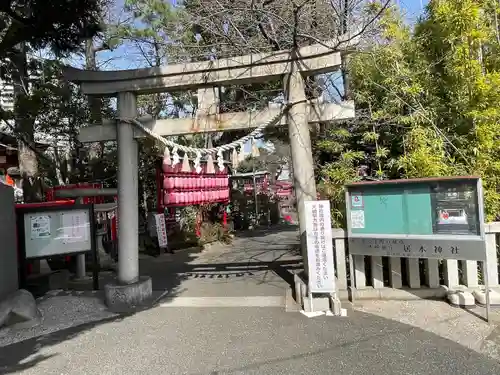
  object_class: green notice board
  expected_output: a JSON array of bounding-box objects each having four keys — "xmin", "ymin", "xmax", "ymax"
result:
[
  {"xmin": 349, "ymin": 185, "xmax": 433, "ymax": 235},
  {"xmin": 347, "ymin": 177, "xmax": 481, "ymax": 237}
]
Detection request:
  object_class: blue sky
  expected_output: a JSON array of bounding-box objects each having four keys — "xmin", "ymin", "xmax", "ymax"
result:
[
  {"xmin": 92, "ymin": 0, "xmax": 429, "ymax": 71},
  {"xmin": 86, "ymin": 0, "xmax": 429, "ymax": 152},
  {"xmin": 400, "ymin": 0, "xmax": 429, "ymax": 21}
]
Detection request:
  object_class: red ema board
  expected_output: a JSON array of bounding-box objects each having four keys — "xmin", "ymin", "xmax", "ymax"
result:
[{"xmin": 157, "ymin": 159, "xmax": 230, "ymax": 210}]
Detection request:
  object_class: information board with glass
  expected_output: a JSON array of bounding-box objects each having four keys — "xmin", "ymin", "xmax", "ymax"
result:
[{"xmin": 345, "ymin": 177, "xmax": 486, "ymax": 261}]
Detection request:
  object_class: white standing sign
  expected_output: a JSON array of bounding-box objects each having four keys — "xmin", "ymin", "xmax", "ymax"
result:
[
  {"xmin": 154, "ymin": 213, "xmax": 168, "ymax": 248},
  {"xmin": 305, "ymin": 200, "xmax": 336, "ymax": 293}
]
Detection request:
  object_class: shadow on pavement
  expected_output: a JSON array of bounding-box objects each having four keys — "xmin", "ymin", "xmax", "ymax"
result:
[
  {"xmin": 0, "ymin": 227, "xmax": 303, "ymax": 373},
  {"xmin": 232, "ymin": 224, "xmax": 299, "ymax": 239},
  {"xmin": 3, "ymin": 306, "xmax": 499, "ymax": 375},
  {"xmin": 0, "ymin": 315, "xmax": 130, "ymax": 374},
  {"xmin": 143, "ymin": 257, "xmax": 302, "ymax": 296},
  {"xmin": 191, "ymin": 308, "xmax": 500, "ymax": 375},
  {"xmin": 0, "ymin": 250, "xmax": 192, "ymax": 374}
]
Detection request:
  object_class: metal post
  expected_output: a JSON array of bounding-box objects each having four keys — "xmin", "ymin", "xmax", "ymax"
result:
[
  {"xmin": 284, "ymin": 63, "xmax": 317, "ymax": 276},
  {"xmin": 75, "ymin": 197, "xmax": 86, "ymax": 279},
  {"xmin": 75, "ymin": 254, "xmax": 86, "ymax": 279},
  {"xmin": 349, "ymin": 253, "xmax": 356, "ymax": 303},
  {"xmin": 252, "ymin": 163, "xmax": 258, "ymax": 226},
  {"xmin": 484, "ymin": 259, "xmax": 491, "ymax": 324},
  {"xmin": 117, "ymin": 92, "xmax": 139, "ymax": 284}
]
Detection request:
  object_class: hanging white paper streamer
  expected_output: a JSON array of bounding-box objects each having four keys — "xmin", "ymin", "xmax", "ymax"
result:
[
  {"xmin": 171, "ymin": 146, "xmax": 180, "ymax": 166},
  {"xmin": 217, "ymin": 149, "xmax": 225, "ymax": 172},
  {"xmin": 251, "ymin": 138, "xmax": 260, "ymax": 158},
  {"xmin": 238, "ymin": 143, "xmax": 245, "ymax": 162},
  {"xmin": 163, "ymin": 146, "xmax": 171, "ymax": 165},
  {"xmin": 181, "ymin": 153, "xmax": 191, "ymax": 172},
  {"xmin": 206, "ymin": 154, "xmax": 215, "ymax": 174},
  {"xmin": 193, "ymin": 151, "xmax": 202, "ymax": 173},
  {"xmin": 232, "ymin": 148, "xmax": 239, "ymax": 169}
]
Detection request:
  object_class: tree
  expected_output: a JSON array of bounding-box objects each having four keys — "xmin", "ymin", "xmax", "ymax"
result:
[
  {"xmin": 315, "ymin": 0, "xmax": 500, "ymax": 225},
  {"xmin": 177, "ymin": 0, "xmax": 392, "ymax": 154},
  {"xmin": 0, "ymin": 0, "xmax": 104, "ymax": 201},
  {"xmin": 0, "ymin": 0, "xmax": 102, "ymax": 57}
]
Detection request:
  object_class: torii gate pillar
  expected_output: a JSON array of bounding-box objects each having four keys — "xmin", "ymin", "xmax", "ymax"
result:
[
  {"xmin": 284, "ymin": 66, "xmax": 317, "ymax": 276},
  {"xmin": 103, "ymin": 92, "xmax": 152, "ymax": 311}
]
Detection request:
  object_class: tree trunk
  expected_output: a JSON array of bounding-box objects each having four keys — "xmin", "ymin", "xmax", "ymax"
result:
[
  {"xmin": 11, "ymin": 45, "xmax": 42, "ymax": 202},
  {"xmin": 85, "ymin": 39, "xmax": 104, "ymax": 169},
  {"xmin": 340, "ymin": 0, "xmax": 351, "ymax": 100}
]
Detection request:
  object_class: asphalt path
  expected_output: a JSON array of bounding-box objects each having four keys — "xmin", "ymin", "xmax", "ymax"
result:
[{"xmin": 1, "ymin": 306, "xmax": 499, "ymax": 375}]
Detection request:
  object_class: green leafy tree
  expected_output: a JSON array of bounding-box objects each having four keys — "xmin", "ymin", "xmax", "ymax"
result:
[
  {"xmin": 1, "ymin": 0, "xmax": 104, "ymax": 201},
  {"xmin": 316, "ymin": 0, "xmax": 500, "ymax": 225},
  {"xmin": 0, "ymin": 0, "xmax": 102, "ymax": 57}
]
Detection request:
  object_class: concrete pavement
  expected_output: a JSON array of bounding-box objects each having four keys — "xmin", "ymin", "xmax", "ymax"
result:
[
  {"xmin": 1, "ymin": 304, "xmax": 500, "ymax": 375},
  {"xmin": 2, "ymin": 227, "xmax": 500, "ymax": 374},
  {"xmin": 139, "ymin": 226, "xmax": 302, "ymax": 302}
]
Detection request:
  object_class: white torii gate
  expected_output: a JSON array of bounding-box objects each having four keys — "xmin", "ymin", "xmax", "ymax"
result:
[{"xmin": 63, "ymin": 38, "xmax": 355, "ymax": 310}]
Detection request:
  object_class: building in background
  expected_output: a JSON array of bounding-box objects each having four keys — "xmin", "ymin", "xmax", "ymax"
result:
[{"xmin": 0, "ymin": 77, "xmax": 14, "ymax": 113}]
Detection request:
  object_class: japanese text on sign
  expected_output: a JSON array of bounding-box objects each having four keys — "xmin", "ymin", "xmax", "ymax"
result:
[
  {"xmin": 154, "ymin": 213, "xmax": 168, "ymax": 248},
  {"xmin": 305, "ymin": 201, "xmax": 335, "ymax": 293},
  {"xmin": 350, "ymin": 210, "xmax": 365, "ymax": 229},
  {"xmin": 348, "ymin": 237, "xmax": 486, "ymax": 261},
  {"xmin": 61, "ymin": 211, "xmax": 89, "ymax": 244}
]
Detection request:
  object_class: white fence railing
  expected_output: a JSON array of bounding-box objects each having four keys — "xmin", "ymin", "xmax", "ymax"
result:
[{"xmin": 333, "ymin": 223, "xmax": 500, "ymax": 294}]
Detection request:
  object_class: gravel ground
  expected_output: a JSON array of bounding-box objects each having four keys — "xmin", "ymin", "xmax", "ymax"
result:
[{"xmin": 0, "ymin": 291, "xmax": 117, "ymax": 348}]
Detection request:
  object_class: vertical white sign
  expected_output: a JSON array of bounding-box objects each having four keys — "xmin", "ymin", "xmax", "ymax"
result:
[
  {"xmin": 305, "ymin": 200, "xmax": 336, "ymax": 293},
  {"xmin": 154, "ymin": 213, "xmax": 168, "ymax": 248}
]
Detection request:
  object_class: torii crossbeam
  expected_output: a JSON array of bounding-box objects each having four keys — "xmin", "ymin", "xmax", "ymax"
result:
[{"xmin": 63, "ymin": 37, "xmax": 356, "ymax": 310}]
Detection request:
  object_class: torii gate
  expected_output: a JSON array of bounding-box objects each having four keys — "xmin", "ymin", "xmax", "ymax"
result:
[{"xmin": 63, "ymin": 38, "xmax": 355, "ymax": 310}]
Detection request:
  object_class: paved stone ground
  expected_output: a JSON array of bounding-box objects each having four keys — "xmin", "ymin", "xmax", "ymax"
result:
[{"xmin": 140, "ymin": 226, "xmax": 302, "ymax": 301}]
